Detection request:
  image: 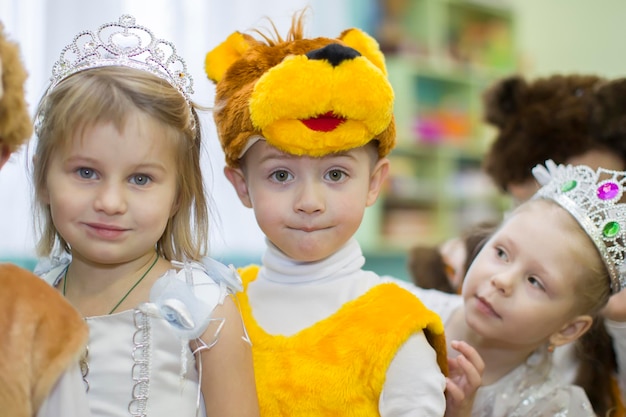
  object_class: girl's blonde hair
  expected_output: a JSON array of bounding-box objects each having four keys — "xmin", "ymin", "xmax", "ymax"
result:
[{"xmin": 33, "ymin": 66, "xmax": 209, "ymax": 261}]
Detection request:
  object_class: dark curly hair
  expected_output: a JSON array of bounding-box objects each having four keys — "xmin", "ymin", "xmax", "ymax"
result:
[{"xmin": 482, "ymin": 74, "xmax": 605, "ymax": 191}]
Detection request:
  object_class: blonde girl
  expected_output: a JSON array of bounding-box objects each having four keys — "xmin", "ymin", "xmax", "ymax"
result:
[{"xmin": 32, "ymin": 15, "xmax": 259, "ymax": 417}]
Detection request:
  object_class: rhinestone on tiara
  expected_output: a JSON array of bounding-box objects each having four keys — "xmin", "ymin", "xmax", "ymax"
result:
[
  {"xmin": 48, "ymin": 14, "xmax": 193, "ymax": 103},
  {"xmin": 532, "ymin": 159, "xmax": 626, "ymax": 293}
]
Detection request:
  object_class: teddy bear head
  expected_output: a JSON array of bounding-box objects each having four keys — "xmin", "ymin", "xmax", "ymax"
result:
[{"xmin": 482, "ymin": 74, "xmax": 606, "ymax": 191}]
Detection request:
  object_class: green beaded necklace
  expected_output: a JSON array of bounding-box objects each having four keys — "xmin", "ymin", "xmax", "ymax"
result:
[{"xmin": 63, "ymin": 253, "xmax": 159, "ymax": 315}]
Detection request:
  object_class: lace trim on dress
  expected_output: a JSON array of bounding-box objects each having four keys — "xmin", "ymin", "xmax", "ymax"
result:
[{"xmin": 129, "ymin": 309, "xmax": 151, "ymax": 417}]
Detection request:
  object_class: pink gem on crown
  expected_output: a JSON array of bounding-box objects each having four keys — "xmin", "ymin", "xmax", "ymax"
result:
[{"xmin": 598, "ymin": 182, "xmax": 620, "ymax": 200}]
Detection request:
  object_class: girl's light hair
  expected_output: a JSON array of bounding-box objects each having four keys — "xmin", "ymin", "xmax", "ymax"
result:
[
  {"xmin": 33, "ymin": 66, "xmax": 209, "ymax": 261},
  {"xmin": 516, "ymin": 199, "xmax": 611, "ymax": 316}
]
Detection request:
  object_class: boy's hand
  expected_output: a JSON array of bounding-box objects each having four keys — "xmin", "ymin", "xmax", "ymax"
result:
[{"xmin": 444, "ymin": 340, "xmax": 484, "ymax": 417}]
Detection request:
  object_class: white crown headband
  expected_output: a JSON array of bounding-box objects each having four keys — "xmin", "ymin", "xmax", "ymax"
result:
[
  {"xmin": 532, "ymin": 159, "xmax": 626, "ymax": 293},
  {"xmin": 45, "ymin": 14, "xmax": 193, "ymax": 108}
]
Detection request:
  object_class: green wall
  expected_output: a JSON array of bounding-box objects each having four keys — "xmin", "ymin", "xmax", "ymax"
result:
[{"xmin": 511, "ymin": 0, "xmax": 626, "ymax": 77}]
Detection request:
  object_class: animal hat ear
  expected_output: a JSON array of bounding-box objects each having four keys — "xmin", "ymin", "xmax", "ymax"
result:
[
  {"xmin": 205, "ymin": 32, "xmax": 253, "ymax": 83},
  {"xmin": 338, "ymin": 28, "xmax": 387, "ymax": 75}
]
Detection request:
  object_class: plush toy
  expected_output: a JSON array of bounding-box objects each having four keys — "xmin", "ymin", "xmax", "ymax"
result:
[
  {"xmin": 482, "ymin": 74, "xmax": 610, "ymax": 191},
  {"xmin": 0, "ymin": 23, "xmax": 88, "ymax": 417},
  {"xmin": 0, "ymin": 264, "xmax": 89, "ymax": 417},
  {"xmin": 0, "ymin": 22, "xmax": 32, "ymax": 160}
]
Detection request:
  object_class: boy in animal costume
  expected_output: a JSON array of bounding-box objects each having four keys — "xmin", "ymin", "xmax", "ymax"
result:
[
  {"xmin": 409, "ymin": 73, "xmax": 626, "ymax": 417},
  {"xmin": 0, "ymin": 23, "xmax": 89, "ymax": 417},
  {"xmin": 205, "ymin": 12, "xmax": 483, "ymax": 417}
]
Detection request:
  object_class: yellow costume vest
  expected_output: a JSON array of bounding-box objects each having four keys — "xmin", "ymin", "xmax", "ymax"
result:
[{"xmin": 237, "ymin": 265, "xmax": 447, "ymax": 417}]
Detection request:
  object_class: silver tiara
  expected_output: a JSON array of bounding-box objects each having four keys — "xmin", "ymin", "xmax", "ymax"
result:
[
  {"xmin": 48, "ymin": 14, "xmax": 193, "ymax": 102},
  {"xmin": 532, "ymin": 159, "xmax": 626, "ymax": 293}
]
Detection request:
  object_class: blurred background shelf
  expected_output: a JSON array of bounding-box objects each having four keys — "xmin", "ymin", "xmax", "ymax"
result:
[{"xmin": 355, "ymin": 0, "xmax": 517, "ymax": 252}]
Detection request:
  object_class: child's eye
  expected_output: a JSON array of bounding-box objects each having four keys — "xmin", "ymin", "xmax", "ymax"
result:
[
  {"xmin": 130, "ymin": 174, "xmax": 151, "ymax": 186},
  {"xmin": 527, "ymin": 276, "xmax": 545, "ymax": 291},
  {"xmin": 270, "ymin": 170, "xmax": 293, "ymax": 183},
  {"xmin": 495, "ymin": 247, "xmax": 507, "ymax": 261},
  {"xmin": 77, "ymin": 167, "xmax": 96, "ymax": 179},
  {"xmin": 325, "ymin": 169, "xmax": 347, "ymax": 182}
]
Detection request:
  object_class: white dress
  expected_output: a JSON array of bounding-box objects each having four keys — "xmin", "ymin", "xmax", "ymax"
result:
[
  {"xmin": 37, "ymin": 257, "xmax": 240, "ymax": 417},
  {"xmin": 388, "ymin": 282, "xmax": 596, "ymax": 417}
]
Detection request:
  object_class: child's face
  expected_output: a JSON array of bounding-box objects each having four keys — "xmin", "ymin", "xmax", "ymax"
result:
[
  {"xmin": 42, "ymin": 112, "xmax": 179, "ymax": 265},
  {"xmin": 226, "ymin": 141, "xmax": 388, "ymax": 262},
  {"xmin": 461, "ymin": 202, "xmax": 592, "ymax": 348}
]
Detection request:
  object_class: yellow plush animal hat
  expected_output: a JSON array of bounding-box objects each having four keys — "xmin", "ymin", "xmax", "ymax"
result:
[{"xmin": 205, "ymin": 13, "xmax": 396, "ymax": 167}]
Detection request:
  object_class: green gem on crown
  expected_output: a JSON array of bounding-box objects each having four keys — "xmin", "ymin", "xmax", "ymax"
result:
[
  {"xmin": 603, "ymin": 221, "xmax": 621, "ymax": 238},
  {"xmin": 561, "ymin": 180, "xmax": 577, "ymax": 192}
]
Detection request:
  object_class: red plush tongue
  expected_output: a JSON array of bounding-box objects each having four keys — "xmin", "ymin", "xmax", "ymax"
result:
[{"xmin": 300, "ymin": 112, "xmax": 346, "ymax": 132}]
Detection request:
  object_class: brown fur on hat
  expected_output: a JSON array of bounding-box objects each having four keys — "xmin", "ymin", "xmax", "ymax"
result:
[
  {"xmin": 0, "ymin": 264, "xmax": 88, "ymax": 417},
  {"xmin": 0, "ymin": 23, "xmax": 32, "ymax": 153},
  {"xmin": 482, "ymin": 74, "xmax": 605, "ymax": 191},
  {"xmin": 205, "ymin": 12, "xmax": 396, "ymax": 167}
]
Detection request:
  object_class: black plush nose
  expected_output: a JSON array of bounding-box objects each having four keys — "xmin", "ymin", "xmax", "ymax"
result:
[{"xmin": 306, "ymin": 43, "xmax": 361, "ymax": 67}]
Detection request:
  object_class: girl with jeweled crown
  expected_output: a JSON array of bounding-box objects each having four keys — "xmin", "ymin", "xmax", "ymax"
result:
[
  {"xmin": 396, "ymin": 158, "xmax": 626, "ymax": 416},
  {"xmin": 32, "ymin": 15, "xmax": 260, "ymax": 417}
]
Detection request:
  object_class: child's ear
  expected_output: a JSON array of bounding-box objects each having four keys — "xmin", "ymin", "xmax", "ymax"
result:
[
  {"xmin": 224, "ymin": 166, "xmax": 252, "ymax": 208},
  {"xmin": 549, "ymin": 315, "xmax": 593, "ymax": 347},
  {"xmin": 366, "ymin": 157, "xmax": 389, "ymax": 207}
]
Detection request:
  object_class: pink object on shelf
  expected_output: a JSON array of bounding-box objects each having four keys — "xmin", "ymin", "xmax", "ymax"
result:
[{"xmin": 414, "ymin": 117, "xmax": 443, "ymax": 143}]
